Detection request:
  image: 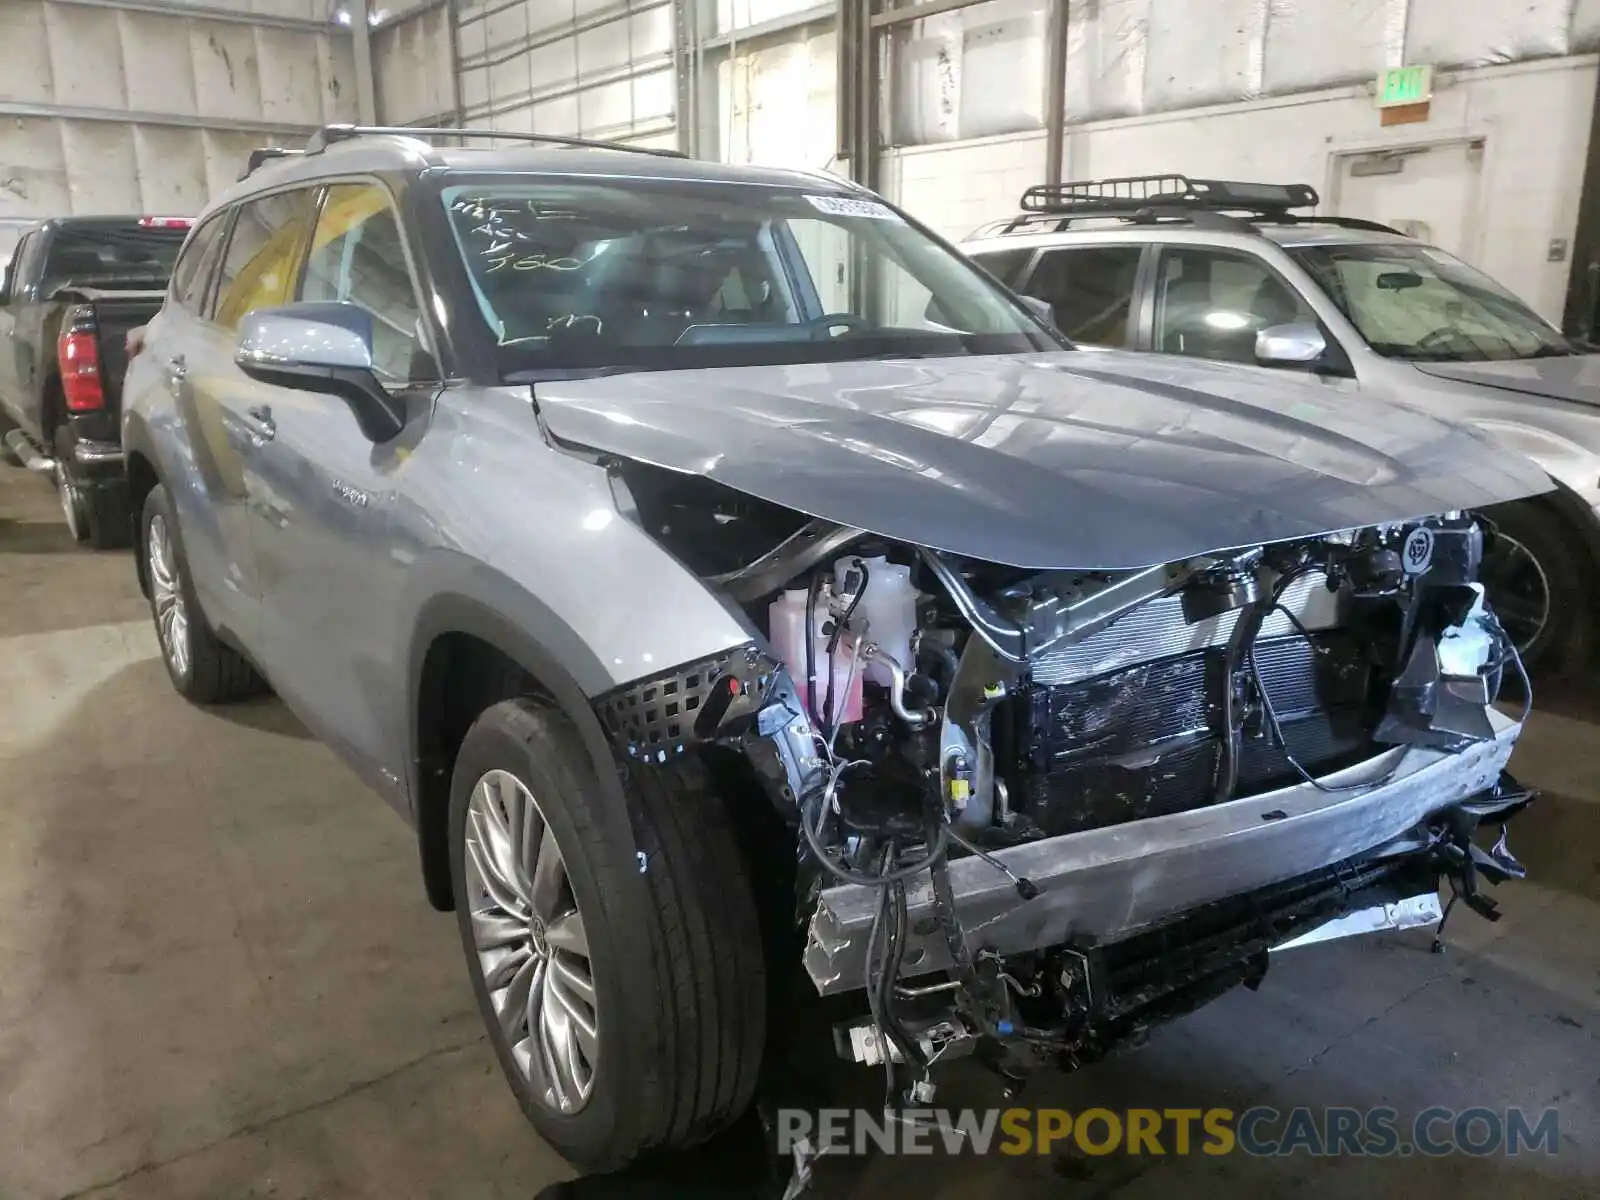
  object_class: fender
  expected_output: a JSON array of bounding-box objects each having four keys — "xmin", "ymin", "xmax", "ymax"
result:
[
  {"xmin": 1468, "ymin": 416, "xmax": 1600, "ymax": 572},
  {"xmin": 402, "ymin": 561, "xmax": 651, "ymax": 911}
]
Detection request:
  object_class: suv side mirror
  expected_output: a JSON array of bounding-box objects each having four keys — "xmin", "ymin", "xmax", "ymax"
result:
[
  {"xmin": 235, "ymin": 302, "xmax": 405, "ymax": 442},
  {"xmin": 0, "ymin": 259, "xmax": 13, "ymax": 306},
  {"xmin": 1017, "ymin": 293, "xmax": 1059, "ymax": 331},
  {"xmin": 1255, "ymin": 321, "xmax": 1327, "ymax": 368}
]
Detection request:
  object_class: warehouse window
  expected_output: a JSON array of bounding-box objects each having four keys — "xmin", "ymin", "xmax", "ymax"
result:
[
  {"xmin": 1024, "ymin": 246, "xmax": 1141, "ymax": 346},
  {"xmin": 301, "ymin": 184, "xmax": 425, "ymax": 384},
  {"xmin": 212, "ymin": 190, "xmax": 318, "ymax": 330}
]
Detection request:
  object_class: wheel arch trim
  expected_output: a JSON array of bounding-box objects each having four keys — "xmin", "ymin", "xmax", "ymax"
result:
[{"xmin": 403, "ymin": 574, "xmax": 641, "ymax": 912}]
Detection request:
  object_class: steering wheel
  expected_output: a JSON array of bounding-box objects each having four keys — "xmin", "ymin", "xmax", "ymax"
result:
[
  {"xmin": 806, "ymin": 313, "xmax": 868, "ymax": 341},
  {"xmin": 1413, "ymin": 327, "xmax": 1471, "ymax": 355}
]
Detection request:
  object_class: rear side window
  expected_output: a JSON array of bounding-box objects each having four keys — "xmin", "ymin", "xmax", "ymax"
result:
[
  {"xmin": 170, "ymin": 216, "xmax": 228, "ymax": 312},
  {"xmin": 1024, "ymin": 246, "xmax": 1142, "ymax": 346},
  {"xmin": 213, "ymin": 189, "xmax": 318, "ymax": 330},
  {"xmin": 968, "ymin": 248, "xmax": 1032, "ymax": 287}
]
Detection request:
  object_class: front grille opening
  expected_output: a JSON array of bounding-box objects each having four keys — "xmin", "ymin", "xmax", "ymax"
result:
[{"xmin": 1005, "ymin": 630, "xmax": 1382, "ymax": 837}]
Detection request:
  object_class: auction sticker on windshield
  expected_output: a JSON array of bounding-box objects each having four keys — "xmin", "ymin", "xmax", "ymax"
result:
[{"xmin": 805, "ymin": 194, "xmax": 901, "ymax": 220}]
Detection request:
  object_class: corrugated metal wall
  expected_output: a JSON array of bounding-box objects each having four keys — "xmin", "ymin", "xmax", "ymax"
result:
[
  {"xmin": 704, "ymin": 0, "xmax": 1600, "ymax": 164},
  {"xmin": 372, "ymin": 2, "xmax": 457, "ymax": 125},
  {"xmin": 452, "ymin": 1, "xmax": 677, "ymax": 143},
  {"xmin": 1066, "ymin": 0, "xmax": 1600, "ymax": 123},
  {"xmin": 0, "ymin": 0, "xmax": 356, "ymax": 254}
]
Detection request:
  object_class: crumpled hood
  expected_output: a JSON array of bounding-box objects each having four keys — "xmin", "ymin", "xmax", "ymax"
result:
[
  {"xmin": 1412, "ymin": 353, "xmax": 1600, "ymax": 410},
  {"xmin": 534, "ymin": 351, "xmax": 1551, "ymax": 571}
]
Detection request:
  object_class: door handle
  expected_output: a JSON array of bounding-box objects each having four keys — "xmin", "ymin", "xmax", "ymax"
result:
[
  {"xmin": 243, "ymin": 404, "xmax": 276, "ymax": 441},
  {"xmin": 165, "ymin": 354, "xmax": 186, "ymax": 383}
]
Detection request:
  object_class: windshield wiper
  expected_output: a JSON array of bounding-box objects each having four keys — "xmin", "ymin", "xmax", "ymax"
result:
[{"xmin": 505, "ymin": 364, "xmax": 656, "ymax": 384}]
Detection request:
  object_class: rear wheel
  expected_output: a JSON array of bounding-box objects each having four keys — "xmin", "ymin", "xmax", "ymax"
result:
[
  {"xmin": 140, "ymin": 483, "xmax": 264, "ymax": 703},
  {"xmin": 56, "ymin": 462, "xmax": 90, "ymax": 545},
  {"xmin": 52, "ymin": 427, "xmax": 129, "ymax": 549},
  {"xmin": 448, "ymin": 698, "xmax": 766, "ymax": 1172},
  {"xmin": 1480, "ymin": 499, "xmax": 1595, "ymax": 676}
]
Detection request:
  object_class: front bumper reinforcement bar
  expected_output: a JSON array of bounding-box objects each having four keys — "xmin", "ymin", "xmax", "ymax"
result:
[{"xmin": 804, "ymin": 708, "xmax": 1522, "ymax": 995}]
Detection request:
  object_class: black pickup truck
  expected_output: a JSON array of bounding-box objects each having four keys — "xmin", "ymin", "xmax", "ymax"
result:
[{"xmin": 0, "ymin": 216, "xmax": 192, "ymax": 547}]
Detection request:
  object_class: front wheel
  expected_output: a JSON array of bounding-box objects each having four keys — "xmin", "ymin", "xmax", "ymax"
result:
[
  {"xmin": 1479, "ymin": 499, "xmax": 1595, "ymax": 676},
  {"xmin": 449, "ymin": 698, "xmax": 765, "ymax": 1172}
]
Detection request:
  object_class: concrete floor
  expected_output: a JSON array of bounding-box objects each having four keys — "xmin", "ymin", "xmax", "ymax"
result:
[{"xmin": 1, "ymin": 457, "xmax": 1596, "ymax": 1200}]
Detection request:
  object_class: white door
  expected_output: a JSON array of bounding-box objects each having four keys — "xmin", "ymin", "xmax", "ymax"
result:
[{"xmin": 1331, "ymin": 139, "xmax": 1485, "ymax": 263}]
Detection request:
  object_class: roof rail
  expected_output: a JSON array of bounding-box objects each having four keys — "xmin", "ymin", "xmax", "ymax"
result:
[
  {"xmin": 240, "ymin": 147, "xmax": 305, "ymax": 180},
  {"xmin": 303, "ymin": 124, "xmax": 689, "ymax": 159}
]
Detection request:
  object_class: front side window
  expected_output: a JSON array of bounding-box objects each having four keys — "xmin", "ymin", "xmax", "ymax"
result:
[
  {"xmin": 439, "ymin": 179, "xmax": 1059, "ymax": 376},
  {"xmin": 213, "ymin": 189, "xmax": 318, "ymax": 330},
  {"xmin": 1026, "ymin": 246, "xmax": 1142, "ymax": 346},
  {"xmin": 301, "ymin": 183, "xmax": 425, "ymax": 383},
  {"xmin": 1290, "ymin": 242, "xmax": 1575, "ymax": 362},
  {"xmin": 1153, "ymin": 247, "xmax": 1314, "ymax": 363}
]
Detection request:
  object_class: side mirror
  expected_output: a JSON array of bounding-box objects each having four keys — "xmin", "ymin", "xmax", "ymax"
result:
[
  {"xmin": 1255, "ymin": 321, "xmax": 1327, "ymax": 368},
  {"xmin": 0, "ymin": 259, "xmax": 13, "ymax": 306},
  {"xmin": 1017, "ymin": 293, "xmax": 1059, "ymax": 330},
  {"xmin": 235, "ymin": 302, "xmax": 405, "ymax": 442}
]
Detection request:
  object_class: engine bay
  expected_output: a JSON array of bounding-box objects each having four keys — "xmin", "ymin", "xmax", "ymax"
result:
[{"xmin": 600, "ymin": 462, "xmax": 1534, "ymax": 1108}]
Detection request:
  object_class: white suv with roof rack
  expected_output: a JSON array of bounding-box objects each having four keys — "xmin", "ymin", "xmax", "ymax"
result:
[{"xmin": 961, "ymin": 174, "xmax": 1600, "ymax": 672}]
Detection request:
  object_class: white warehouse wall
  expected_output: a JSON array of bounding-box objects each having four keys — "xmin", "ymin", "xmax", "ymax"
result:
[
  {"xmin": 372, "ymin": 3, "xmax": 457, "ymax": 125},
  {"xmin": 0, "ymin": 0, "xmax": 356, "ymax": 258},
  {"xmin": 709, "ymin": 0, "xmax": 1599, "ymax": 322},
  {"xmin": 717, "ymin": 24, "xmax": 839, "ymax": 171},
  {"xmin": 885, "ymin": 55, "xmax": 1596, "ymax": 323}
]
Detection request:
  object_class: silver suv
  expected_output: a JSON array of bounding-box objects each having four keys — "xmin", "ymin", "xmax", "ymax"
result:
[
  {"xmin": 123, "ymin": 131, "xmax": 1547, "ymax": 1174},
  {"xmin": 962, "ymin": 175, "xmax": 1600, "ymax": 671}
]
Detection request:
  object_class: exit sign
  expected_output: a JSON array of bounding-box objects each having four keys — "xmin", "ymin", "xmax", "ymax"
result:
[{"xmin": 1377, "ymin": 65, "xmax": 1434, "ymax": 108}]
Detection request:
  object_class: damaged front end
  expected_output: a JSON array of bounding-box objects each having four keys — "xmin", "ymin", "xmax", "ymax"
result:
[{"xmin": 591, "ymin": 465, "xmax": 1534, "ymax": 1104}]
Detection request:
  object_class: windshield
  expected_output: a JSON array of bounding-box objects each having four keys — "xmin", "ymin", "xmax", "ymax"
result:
[
  {"xmin": 440, "ymin": 178, "xmax": 1060, "ymax": 375},
  {"xmin": 43, "ymin": 225, "xmax": 187, "ymax": 294},
  {"xmin": 1289, "ymin": 242, "xmax": 1576, "ymax": 362}
]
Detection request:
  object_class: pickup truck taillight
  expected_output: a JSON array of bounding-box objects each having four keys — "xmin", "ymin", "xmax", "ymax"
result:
[{"xmin": 58, "ymin": 315, "xmax": 105, "ymax": 413}]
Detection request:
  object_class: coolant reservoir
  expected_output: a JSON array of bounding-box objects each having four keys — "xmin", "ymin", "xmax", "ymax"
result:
[
  {"xmin": 768, "ymin": 589, "xmax": 864, "ymax": 725},
  {"xmin": 834, "ymin": 555, "xmax": 917, "ymax": 687}
]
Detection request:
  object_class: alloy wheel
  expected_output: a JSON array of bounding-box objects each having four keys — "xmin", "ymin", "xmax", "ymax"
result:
[
  {"xmin": 147, "ymin": 513, "xmax": 192, "ymax": 679},
  {"xmin": 464, "ymin": 768, "xmax": 598, "ymax": 1114},
  {"xmin": 1479, "ymin": 531, "xmax": 1550, "ymax": 657},
  {"xmin": 56, "ymin": 464, "xmax": 84, "ymax": 542}
]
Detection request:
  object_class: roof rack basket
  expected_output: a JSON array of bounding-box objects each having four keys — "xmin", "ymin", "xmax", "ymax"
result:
[{"xmin": 1019, "ymin": 174, "xmax": 1320, "ymax": 218}]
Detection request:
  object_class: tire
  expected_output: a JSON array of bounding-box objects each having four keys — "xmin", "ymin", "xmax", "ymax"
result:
[
  {"xmin": 56, "ymin": 462, "xmax": 91, "ymax": 546},
  {"xmin": 1480, "ymin": 499, "xmax": 1595, "ymax": 677},
  {"xmin": 449, "ymin": 698, "xmax": 765, "ymax": 1172},
  {"xmin": 140, "ymin": 483, "xmax": 264, "ymax": 703},
  {"xmin": 84, "ymin": 486, "xmax": 132, "ymax": 550},
  {"xmin": 51, "ymin": 428, "xmax": 129, "ymax": 550}
]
